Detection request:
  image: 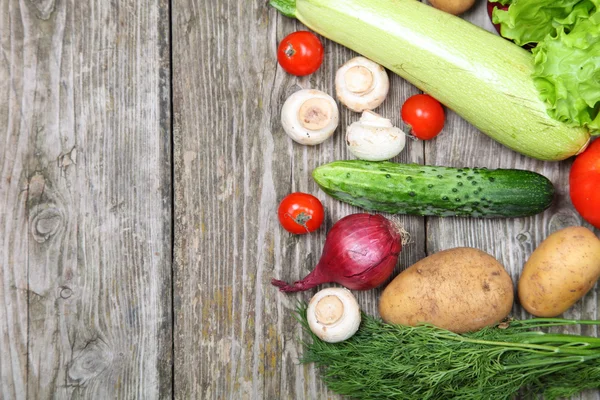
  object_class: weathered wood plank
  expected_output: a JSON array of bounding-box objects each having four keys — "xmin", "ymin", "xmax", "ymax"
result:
[
  {"xmin": 176, "ymin": 0, "xmax": 599, "ymax": 399},
  {"xmin": 0, "ymin": 3, "xmax": 28, "ymax": 396},
  {"xmin": 1, "ymin": 1, "xmax": 37, "ymax": 397},
  {"xmin": 0, "ymin": 0, "xmax": 171, "ymax": 398},
  {"xmin": 172, "ymin": 0, "xmax": 426, "ymax": 399}
]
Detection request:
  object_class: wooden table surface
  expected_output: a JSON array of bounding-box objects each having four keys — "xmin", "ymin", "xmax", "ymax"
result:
[{"xmin": 1, "ymin": 0, "xmax": 598, "ymax": 398}]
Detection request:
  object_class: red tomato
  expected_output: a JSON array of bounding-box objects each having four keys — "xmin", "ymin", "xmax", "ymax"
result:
[
  {"xmin": 401, "ymin": 94, "xmax": 445, "ymax": 140},
  {"xmin": 278, "ymin": 192, "xmax": 324, "ymax": 234},
  {"xmin": 570, "ymin": 139, "xmax": 600, "ymax": 229},
  {"xmin": 277, "ymin": 31, "xmax": 324, "ymax": 76}
]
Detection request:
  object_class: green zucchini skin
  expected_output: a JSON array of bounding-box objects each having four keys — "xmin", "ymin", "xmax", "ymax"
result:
[
  {"xmin": 312, "ymin": 161, "xmax": 555, "ymax": 218},
  {"xmin": 271, "ymin": 0, "xmax": 591, "ymax": 161}
]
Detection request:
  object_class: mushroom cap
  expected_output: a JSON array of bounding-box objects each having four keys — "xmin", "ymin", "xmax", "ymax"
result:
[
  {"xmin": 346, "ymin": 111, "xmax": 406, "ymax": 161},
  {"xmin": 281, "ymin": 89, "xmax": 339, "ymax": 146},
  {"xmin": 307, "ymin": 287, "xmax": 361, "ymax": 343},
  {"xmin": 335, "ymin": 57, "xmax": 389, "ymax": 112}
]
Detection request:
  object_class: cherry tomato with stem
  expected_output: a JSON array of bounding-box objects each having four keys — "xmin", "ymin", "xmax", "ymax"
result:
[
  {"xmin": 278, "ymin": 192, "xmax": 325, "ymax": 234},
  {"xmin": 570, "ymin": 139, "xmax": 600, "ymax": 229},
  {"xmin": 277, "ymin": 31, "xmax": 324, "ymax": 76},
  {"xmin": 401, "ymin": 94, "xmax": 445, "ymax": 140}
]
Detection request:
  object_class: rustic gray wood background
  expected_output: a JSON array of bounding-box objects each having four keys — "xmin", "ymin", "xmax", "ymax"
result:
[{"xmin": 1, "ymin": 0, "xmax": 598, "ymax": 399}]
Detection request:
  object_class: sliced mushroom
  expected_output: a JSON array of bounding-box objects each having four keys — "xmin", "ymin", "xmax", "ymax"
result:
[
  {"xmin": 281, "ymin": 89, "xmax": 339, "ymax": 145},
  {"xmin": 346, "ymin": 111, "xmax": 406, "ymax": 161},
  {"xmin": 335, "ymin": 57, "xmax": 389, "ymax": 112},
  {"xmin": 307, "ymin": 287, "xmax": 361, "ymax": 343}
]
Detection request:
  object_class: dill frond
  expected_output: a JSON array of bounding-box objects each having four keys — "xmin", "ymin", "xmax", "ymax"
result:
[{"xmin": 295, "ymin": 304, "xmax": 600, "ymax": 400}]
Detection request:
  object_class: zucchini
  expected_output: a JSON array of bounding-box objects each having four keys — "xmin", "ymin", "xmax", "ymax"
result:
[
  {"xmin": 270, "ymin": 0, "xmax": 590, "ymax": 161},
  {"xmin": 312, "ymin": 160, "xmax": 555, "ymax": 218}
]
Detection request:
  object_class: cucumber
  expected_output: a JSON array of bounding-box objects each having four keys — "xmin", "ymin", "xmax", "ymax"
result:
[{"xmin": 312, "ymin": 161, "xmax": 555, "ymax": 218}]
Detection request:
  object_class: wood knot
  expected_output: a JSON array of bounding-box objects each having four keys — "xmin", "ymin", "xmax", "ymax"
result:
[
  {"xmin": 516, "ymin": 231, "xmax": 533, "ymax": 253},
  {"xmin": 516, "ymin": 232, "xmax": 530, "ymax": 244},
  {"xmin": 29, "ymin": 204, "xmax": 64, "ymax": 243},
  {"xmin": 59, "ymin": 286, "xmax": 73, "ymax": 299},
  {"xmin": 68, "ymin": 339, "xmax": 113, "ymax": 385}
]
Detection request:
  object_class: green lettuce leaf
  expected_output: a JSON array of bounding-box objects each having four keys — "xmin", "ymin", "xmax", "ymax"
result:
[
  {"xmin": 492, "ymin": 0, "xmax": 598, "ymax": 46},
  {"xmin": 532, "ymin": 11, "xmax": 600, "ymax": 134}
]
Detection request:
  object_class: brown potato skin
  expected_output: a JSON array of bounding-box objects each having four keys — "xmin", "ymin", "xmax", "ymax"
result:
[
  {"xmin": 429, "ymin": 0, "xmax": 476, "ymax": 15},
  {"xmin": 379, "ymin": 247, "xmax": 514, "ymax": 333},
  {"xmin": 518, "ymin": 226, "xmax": 600, "ymax": 317}
]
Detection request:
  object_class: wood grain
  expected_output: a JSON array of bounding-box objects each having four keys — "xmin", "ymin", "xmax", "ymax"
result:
[
  {"xmin": 172, "ymin": 0, "xmax": 426, "ymax": 398},
  {"xmin": 0, "ymin": 0, "xmax": 171, "ymax": 398},
  {"xmin": 2, "ymin": 0, "xmax": 598, "ymax": 398},
  {"xmin": 173, "ymin": 0, "xmax": 598, "ymax": 399}
]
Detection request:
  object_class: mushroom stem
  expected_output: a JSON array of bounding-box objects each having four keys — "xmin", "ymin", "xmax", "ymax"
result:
[
  {"xmin": 346, "ymin": 111, "xmax": 406, "ymax": 161},
  {"xmin": 306, "ymin": 287, "xmax": 361, "ymax": 343},
  {"xmin": 336, "ymin": 56, "xmax": 389, "ymax": 112},
  {"xmin": 344, "ymin": 66, "xmax": 374, "ymax": 94},
  {"xmin": 280, "ymin": 89, "xmax": 340, "ymax": 146},
  {"xmin": 315, "ymin": 295, "xmax": 344, "ymax": 325},
  {"xmin": 360, "ymin": 110, "xmax": 394, "ymax": 127},
  {"xmin": 298, "ymin": 98, "xmax": 334, "ymax": 131}
]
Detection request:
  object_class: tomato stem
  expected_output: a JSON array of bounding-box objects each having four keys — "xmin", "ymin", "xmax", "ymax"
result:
[
  {"xmin": 285, "ymin": 211, "xmax": 312, "ymax": 233},
  {"xmin": 284, "ymin": 43, "xmax": 296, "ymax": 58}
]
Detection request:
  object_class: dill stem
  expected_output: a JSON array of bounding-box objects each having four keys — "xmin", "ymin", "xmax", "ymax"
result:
[
  {"xmin": 433, "ymin": 332, "xmax": 600, "ymax": 356},
  {"xmin": 502, "ymin": 353, "xmax": 600, "ymax": 370},
  {"xmin": 516, "ymin": 318, "xmax": 600, "ymax": 328},
  {"xmin": 294, "ymin": 305, "xmax": 600, "ymax": 400},
  {"xmin": 517, "ymin": 333, "xmax": 600, "ymax": 347}
]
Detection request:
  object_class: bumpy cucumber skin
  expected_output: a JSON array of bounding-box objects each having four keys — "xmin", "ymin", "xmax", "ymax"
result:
[{"xmin": 312, "ymin": 161, "xmax": 555, "ymax": 218}]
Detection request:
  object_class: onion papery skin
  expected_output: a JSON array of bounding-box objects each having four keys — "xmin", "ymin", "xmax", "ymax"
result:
[{"xmin": 271, "ymin": 213, "xmax": 403, "ymax": 293}]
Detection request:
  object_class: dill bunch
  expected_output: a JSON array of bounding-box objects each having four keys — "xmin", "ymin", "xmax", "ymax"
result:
[{"xmin": 296, "ymin": 304, "xmax": 600, "ymax": 400}]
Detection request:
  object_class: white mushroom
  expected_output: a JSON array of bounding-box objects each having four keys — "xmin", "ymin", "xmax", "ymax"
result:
[
  {"xmin": 346, "ymin": 111, "xmax": 406, "ymax": 161},
  {"xmin": 335, "ymin": 57, "xmax": 389, "ymax": 112},
  {"xmin": 307, "ymin": 287, "xmax": 361, "ymax": 343},
  {"xmin": 281, "ymin": 89, "xmax": 339, "ymax": 145}
]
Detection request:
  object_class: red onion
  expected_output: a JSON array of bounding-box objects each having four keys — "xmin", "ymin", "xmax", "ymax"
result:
[{"xmin": 271, "ymin": 213, "xmax": 404, "ymax": 292}]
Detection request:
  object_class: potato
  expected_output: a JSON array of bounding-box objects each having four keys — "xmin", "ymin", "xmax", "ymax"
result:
[
  {"xmin": 379, "ymin": 247, "xmax": 514, "ymax": 333},
  {"xmin": 429, "ymin": 0, "xmax": 476, "ymax": 15},
  {"xmin": 518, "ymin": 226, "xmax": 600, "ymax": 317}
]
